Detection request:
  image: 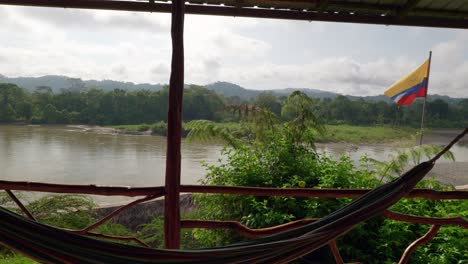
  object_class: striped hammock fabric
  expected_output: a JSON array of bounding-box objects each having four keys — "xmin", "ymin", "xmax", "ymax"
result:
[{"xmin": 0, "ymin": 160, "xmax": 435, "ymax": 264}]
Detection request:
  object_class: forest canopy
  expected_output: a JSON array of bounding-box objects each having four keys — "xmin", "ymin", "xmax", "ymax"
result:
[{"xmin": 0, "ymin": 82, "xmax": 467, "ymax": 128}]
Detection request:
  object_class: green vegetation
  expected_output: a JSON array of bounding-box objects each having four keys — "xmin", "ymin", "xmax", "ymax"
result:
[
  {"xmin": 110, "ymin": 122, "xmax": 416, "ymax": 144},
  {"xmin": 317, "ymin": 125, "xmax": 416, "ymax": 143},
  {"xmin": 0, "ymin": 255, "xmax": 36, "ymax": 264},
  {"xmin": 0, "ymin": 83, "xmax": 225, "ymax": 125},
  {"xmin": 1, "ymin": 82, "xmax": 468, "ymax": 128},
  {"xmin": 185, "ymin": 92, "xmax": 466, "ymax": 263},
  {"xmin": 111, "ymin": 124, "xmax": 153, "ymax": 132}
]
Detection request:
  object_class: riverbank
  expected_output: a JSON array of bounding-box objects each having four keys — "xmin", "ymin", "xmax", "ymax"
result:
[
  {"xmin": 317, "ymin": 125, "xmax": 416, "ymax": 144},
  {"xmin": 108, "ymin": 122, "xmax": 419, "ymax": 144},
  {"xmin": 4, "ymin": 122, "xmax": 460, "ymax": 145}
]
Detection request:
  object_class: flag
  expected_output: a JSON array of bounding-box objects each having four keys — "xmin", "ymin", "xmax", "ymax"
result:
[{"xmin": 384, "ymin": 59, "xmax": 430, "ymax": 105}]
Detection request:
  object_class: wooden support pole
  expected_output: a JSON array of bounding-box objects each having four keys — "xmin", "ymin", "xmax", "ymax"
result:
[
  {"xmin": 328, "ymin": 240, "xmax": 345, "ymax": 264},
  {"xmin": 398, "ymin": 225, "xmax": 441, "ymax": 264},
  {"xmin": 164, "ymin": 0, "xmax": 185, "ymax": 249},
  {"xmin": 79, "ymin": 194, "xmax": 162, "ymax": 233},
  {"xmin": 5, "ymin": 190, "xmax": 36, "ymax": 221}
]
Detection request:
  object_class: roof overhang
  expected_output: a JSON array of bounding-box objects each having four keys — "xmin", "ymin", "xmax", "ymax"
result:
[{"xmin": 0, "ymin": 0, "xmax": 467, "ymax": 29}]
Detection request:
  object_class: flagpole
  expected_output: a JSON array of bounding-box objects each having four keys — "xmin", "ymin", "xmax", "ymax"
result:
[{"xmin": 419, "ymin": 51, "xmax": 432, "ymax": 146}]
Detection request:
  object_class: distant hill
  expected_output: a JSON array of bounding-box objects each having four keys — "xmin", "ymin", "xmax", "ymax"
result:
[
  {"xmin": 204, "ymin": 82, "xmax": 339, "ymax": 100},
  {"xmin": 348, "ymin": 94, "xmax": 463, "ymax": 104},
  {"xmin": 204, "ymin": 82, "xmax": 464, "ymax": 104},
  {"xmin": 270, "ymin": 88, "xmax": 339, "ymax": 99},
  {"xmin": 1, "ymin": 74, "xmax": 464, "ymax": 104},
  {"xmin": 0, "ymin": 75, "xmax": 164, "ymax": 92},
  {"xmin": 204, "ymin": 81, "xmax": 262, "ymax": 100}
]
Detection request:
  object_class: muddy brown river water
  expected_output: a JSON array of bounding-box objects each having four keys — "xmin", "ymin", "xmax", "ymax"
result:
[{"xmin": 1, "ymin": 125, "xmax": 466, "ymax": 204}]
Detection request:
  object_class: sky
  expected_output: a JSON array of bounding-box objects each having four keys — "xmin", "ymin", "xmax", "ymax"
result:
[{"xmin": 0, "ymin": 5, "xmax": 467, "ymax": 97}]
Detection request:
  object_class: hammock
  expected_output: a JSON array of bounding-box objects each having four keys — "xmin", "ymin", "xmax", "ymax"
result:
[{"xmin": 0, "ymin": 130, "xmax": 465, "ymax": 264}]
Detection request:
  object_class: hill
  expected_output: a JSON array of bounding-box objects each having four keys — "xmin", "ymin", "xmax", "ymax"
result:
[
  {"xmin": 205, "ymin": 81, "xmax": 464, "ymax": 104},
  {"xmin": 0, "ymin": 74, "xmax": 464, "ymax": 103},
  {"xmin": 0, "ymin": 75, "xmax": 164, "ymax": 92}
]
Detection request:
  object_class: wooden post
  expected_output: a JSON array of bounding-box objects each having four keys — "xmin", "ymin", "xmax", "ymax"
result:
[{"xmin": 164, "ymin": 0, "xmax": 185, "ymax": 249}]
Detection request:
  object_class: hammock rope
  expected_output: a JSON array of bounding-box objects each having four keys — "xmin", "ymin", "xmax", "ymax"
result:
[{"xmin": 1, "ymin": 128, "xmax": 466, "ymax": 264}]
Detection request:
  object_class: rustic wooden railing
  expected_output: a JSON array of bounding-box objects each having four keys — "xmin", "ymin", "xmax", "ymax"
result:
[{"xmin": 1, "ymin": 180, "xmax": 467, "ymax": 264}]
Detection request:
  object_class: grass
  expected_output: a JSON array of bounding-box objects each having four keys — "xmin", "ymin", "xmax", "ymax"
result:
[
  {"xmin": 110, "ymin": 124, "xmax": 152, "ymax": 132},
  {"xmin": 109, "ymin": 121, "xmax": 417, "ymax": 144},
  {"xmin": 316, "ymin": 125, "xmax": 417, "ymax": 144},
  {"xmin": 0, "ymin": 255, "xmax": 37, "ymax": 264}
]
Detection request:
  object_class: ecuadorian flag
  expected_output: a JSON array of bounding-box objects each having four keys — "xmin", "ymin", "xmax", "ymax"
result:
[{"xmin": 384, "ymin": 59, "xmax": 429, "ymax": 105}]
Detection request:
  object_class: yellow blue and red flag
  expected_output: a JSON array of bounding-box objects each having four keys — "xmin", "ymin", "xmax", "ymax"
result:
[{"xmin": 384, "ymin": 59, "xmax": 430, "ymax": 105}]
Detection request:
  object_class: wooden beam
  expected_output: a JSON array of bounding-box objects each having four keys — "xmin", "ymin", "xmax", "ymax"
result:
[
  {"xmin": 318, "ymin": 0, "xmax": 330, "ymax": 13},
  {"xmin": 382, "ymin": 210, "xmax": 468, "ymax": 227},
  {"xmin": 181, "ymin": 218, "xmax": 318, "ymax": 238},
  {"xmin": 164, "ymin": 0, "xmax": 185, "ymax": 249},
  {"xmin": 398, "ymin": 225, "xmax": 441, "ymax": 264},
  {"xmin": 0, "ymin": 0, "xmax": 467, "ymax": 29},
  {"xmin": 0, "ymin": 180, "xmax": 166, "ymax": 196},
  {"xmin": 79, "ymin": 195, "xmax": 161, "ymax": 233},
  {"xmin": 1, "ymin": 181, "xmax": 467, "ymax": 200},
  {"xmin": 5, "ymin": 190, "xmax": 36, "ymax": 221},
  {"xmin": 397, "ymin": 0, "xmax": 421, "ymax": 18},
  {"xmin": 181, "ymin": 185, "xmax": 468, "ymax": 200},
  {"xmin": 329, "ymin": 240, "xmax": 344, "ymax": 264}
]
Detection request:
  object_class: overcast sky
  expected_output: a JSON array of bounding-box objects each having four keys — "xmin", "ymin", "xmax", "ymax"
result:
[{"xmin": 0, "ymin": 5, "xmax": 467, "ymax": 97}]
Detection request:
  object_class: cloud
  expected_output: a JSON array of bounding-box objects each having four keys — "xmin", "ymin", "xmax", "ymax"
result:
[
  {"xmin": 0, "ymin": 6, "xmax": 466, "ymax": 97},
  {"xmin": 149, "ymin": 62, "xmax": 170, "ymax": 83},
  {"xmin": 111, "ymin": 65, "xmax": 128, "ymax": 77},
  {"xmin": 14, "ymin": 7, "xmax": 170, "ymax": 32},
  {"xmin": 432, "ymin": 33, "xmax": 468, "ymax": 67},
  {"xmin": 429, "ymin": 32, "xmax": 468, "ymax": 97},
  {"xmin": 209, "ymin": 55, "xmax": 458, "ymax": 96},
  {"xmin": 203, "ymin": 58, "xmax": 221, "ymax": 75}
]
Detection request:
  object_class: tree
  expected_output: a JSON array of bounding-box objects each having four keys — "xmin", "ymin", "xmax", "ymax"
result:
[
  {"xmin": 183, "ymin": 85, "xmax": 224, "ymax": 121},
  {"xmin": 254, "ymin": 92, "xmax": 282, "ymax": 117},
  {"xmin": 281, "ymin": 91, "xmax": 324, "ymax": 147},
  {"xmin": 0, "ymin": 103, "xmax": 16, "ymax": 122},
  {"xmin": 32, "ymin": 86, "xmax": 53, "ymax": 112},
  {"xmin": 42, "ymin": 104, "xmax": 61, "ymax": 123},
  {"xmin": 0, "ymin": 83, "xmax": 32, "ymax": 121}
]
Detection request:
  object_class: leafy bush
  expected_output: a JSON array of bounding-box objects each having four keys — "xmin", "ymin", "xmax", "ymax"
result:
[
  {"xmin": 151, "ymin": 121, "xmax": 168, "ymax": 136},
  {"xmin": 191, "ymin": 138, "xmax": 466, "ymax": 263},
  {"xmin": 140, "ymin": 216, "xmax": 204, "ymax": 249},
  {"xmin": 186, "ymin": 92, "xmax": 466, "ymax": 263}
]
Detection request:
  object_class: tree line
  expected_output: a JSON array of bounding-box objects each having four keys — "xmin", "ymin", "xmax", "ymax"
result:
[
  {"xmin": 252, "ymin": 92, "xmax": 467, "ymax": 128},
  {"xmin": 1, "ymin": 82, "xmax": 467, "ymax": 127},
  {"xmin": 0, "ymin": 83, "xmax": 224, "ymax": 125}
]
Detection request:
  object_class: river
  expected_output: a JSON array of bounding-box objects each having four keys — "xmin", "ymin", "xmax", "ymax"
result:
[{"xmin": 1, "ymin": 125, "xmax": 466, "ymax": 204}]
